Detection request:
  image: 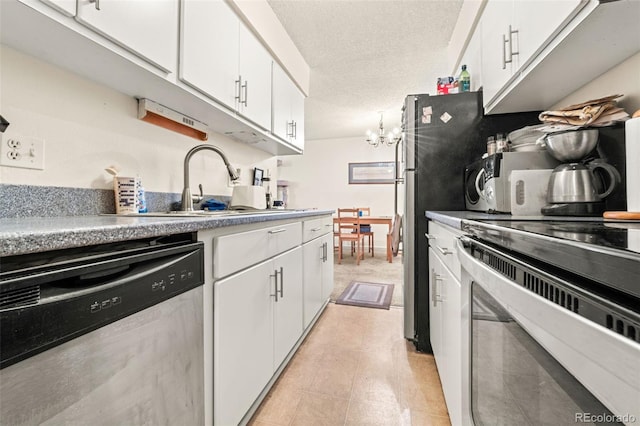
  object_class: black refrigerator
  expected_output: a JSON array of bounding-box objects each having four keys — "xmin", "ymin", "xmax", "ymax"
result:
[{"xmin": 402, "ymin": 91, "xmax": 541, "ymax": 352}]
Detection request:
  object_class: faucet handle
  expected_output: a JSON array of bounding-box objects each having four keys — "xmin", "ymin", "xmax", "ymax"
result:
[{"xmin": 192, "ymin": 183, "xmax": 204, "ymax": 203}]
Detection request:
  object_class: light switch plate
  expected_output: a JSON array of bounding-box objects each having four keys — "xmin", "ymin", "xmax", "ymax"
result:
[{"xmin": 0, "ymin": 134, "xmax": 45, "ymax": 170}]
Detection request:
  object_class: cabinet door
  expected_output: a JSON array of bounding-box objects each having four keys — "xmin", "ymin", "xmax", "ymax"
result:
[
  {"xmin": 320, "ymin": 234, "xmax": 334, "ymax": 302},
  {"xmin": 514, "ymin": 0, "xmax": 584, "ymax": 68},
  {"xmin": 272, "ymin": 63, "xmax": 305, "ymax": 150},
  {"xmin": 272, "ymin": 62, "xmax": 292, "ymax": 141},
  {"xmin": 290, "ymin": 84, "xmax": 305, "ymax": 150},
  {"xmin": 430, "ymin": 247, "xmax": 462, "ymax": 426},
  {"xmin": 480, "ymin": 0, "xmax": 515, "ymax": 106},
  {"xmin": 441, "ymin": 264, "xmax": 462, "ymax": 426},
  {"xmin": 213, "ymin": 261, "xmax": 273, "ymax": 426},
  {"xmin": 428, "ymin": 248, "xmax": 444, "ymax": 362},
  {"xmin": 180, "ymin": 0, "xmax": 239, "ymax": 108},
  {"xmin": 272, "ymin": 247, "xmax": 303, "ymax": 369},
  {"xmin": 238, "ymin": 24, "xmax": 272, "ymax": 130},
  {"xmin": 303, "ymin": 238, "xmax": 324, "ymax": 329},
  {"xmin": 76, "ymin": 0, "xmax": 178, "ymax": 73}
]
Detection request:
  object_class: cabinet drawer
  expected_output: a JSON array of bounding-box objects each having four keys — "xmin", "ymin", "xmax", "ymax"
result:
[
  {"xmin": 213, "ymin": 222, "xmax": 302, "ymax": 279},
  {"xmin": 426, "ymin": 221, "xmax": 463, "ymax": 280},
  {"xmin": 302, "ymin": 215, "xmax": 333, "ymax": 243}
]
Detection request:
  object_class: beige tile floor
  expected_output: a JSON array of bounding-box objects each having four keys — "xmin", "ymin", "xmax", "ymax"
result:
[{"xmin": 249, "ymin": 303, "xmax": 451, "ymax": 426}]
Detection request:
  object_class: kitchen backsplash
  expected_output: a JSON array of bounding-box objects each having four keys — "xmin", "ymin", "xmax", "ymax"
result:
[{"xmin": 0, "ymin": 184, "xmax": 231, "ymax": 218}]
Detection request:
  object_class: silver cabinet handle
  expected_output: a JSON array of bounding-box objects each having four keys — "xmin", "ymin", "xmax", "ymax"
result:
[
  {"xmin": 89, "ymin": 0, "xmax": 100, "ymax": 10},
  {"xmin": 508, "ymin": 25, "xmax": 519, "ymax": 60},
  {"xmin": 502, "ymin": 25, "xmax": 519, "ymax": 69},
  {"xmin": 292, "ymin": 121, "xmax": 297, "ymax": 139},
  {"xmin": 270, "ymin": 269, "xmax": 278, "ymax": 302},
  {"xmin": 286, "ymin": 121, "xmax": 294, "ymax": 138},
  {"xmin": 268, "ymin": 229, "xmax": 287, "ymax": 234},
  {"xmin": 310, "ymin": 227, "xmax": 322, "ymax": 232},
  {"xmin": 241, "ymin": 80, "xmax": 248, "ymax": 107},
  {"xmin": 431, "ymin": 269, "xmax": 444, "ymax": 305},
  {"xmin": 502, "ymin": 33, "xmax": 508, "ymax": 70},
  {"xmin": 278, "ymin": 266, "xmax": 284, "ymax": 298},
  {"xmin": 321, "ymin": 242, "xmax": 327, "ymax": 262},
  {"xmin": 425, "ymin": 233, "xmax": 436, "ymax": 240},
  {"xmin": 235, "ymin": 76, "xmax": 242, "ymax": 104},
  {"xmin": 436, "ymin": 245, "xmax": 453, "ymax": 256}
]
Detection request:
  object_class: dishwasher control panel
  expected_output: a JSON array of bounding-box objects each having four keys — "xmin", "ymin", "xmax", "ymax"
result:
[{"xmin": 0, "ymin": 237, "xmax": 204, "ymax": 369}]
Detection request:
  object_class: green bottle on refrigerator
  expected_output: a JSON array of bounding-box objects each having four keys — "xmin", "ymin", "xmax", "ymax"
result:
[{"xmin": 459, "ymin": 65, "xmax": 471, "ymax": 92}]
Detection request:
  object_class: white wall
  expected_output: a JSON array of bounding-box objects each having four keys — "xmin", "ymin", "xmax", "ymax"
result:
[
  {"xmin": 0, "ymin": 46, "xmax": 277, "ymax": 194},
  {"xmin": 278, "ymin": 135, "xmax": 403, "ymax": 249}
]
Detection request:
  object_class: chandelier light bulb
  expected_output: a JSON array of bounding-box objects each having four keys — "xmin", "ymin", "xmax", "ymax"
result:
[{"xmin": 365, "ymin": 113, "xmax": 401, "ymax": 147}]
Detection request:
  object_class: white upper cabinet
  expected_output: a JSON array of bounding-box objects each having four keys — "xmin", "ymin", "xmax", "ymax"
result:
[
  {"xmin": 272, "ymin": 62, "xmax": 305, "ymax": 150},
  {"xmin": 1, "ymin": 0, "xmax": 308, "ymax": 155},
  {"xmin": 180, "ymin": 0, "xmax": 272, "ymax": 131},
  {"xmin": 475, "ymin": 0, "xmax": 640, "ymax": 115},
  {"xmin": 75, "ymin": 0, "xmax": 178, "ymax": 74},
  {"xmin": 238, "ymin": 25, "xmax": 273, "ymax": 131},
  {"xmin": 480, "ymin": 0, "xmax": 515, "ymax": 106},
  {"xmin": 180, "ymin": 0, "xmax": 239, "ymax": 109},
  {"xmin": 481, "ymin": 0, "xmax": 584, "ymax": 110},
  {"xmin": 513, "ymin": 0, "xmax": 584, "ymax": 67}
]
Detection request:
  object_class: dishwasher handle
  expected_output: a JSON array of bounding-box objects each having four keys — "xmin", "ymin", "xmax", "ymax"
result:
[
  {"xmin": 1, "ymin": 243, "xmax": 201, "ymax": 297},
  {"xmin": 38, "ymin": 251, "xmax": 199, "ymax": 306}
]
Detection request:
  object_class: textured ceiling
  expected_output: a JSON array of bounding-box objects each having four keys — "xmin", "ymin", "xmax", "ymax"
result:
[{"xmin": 267, "ymin": 0, "xmax": 464, "ymax": 141}]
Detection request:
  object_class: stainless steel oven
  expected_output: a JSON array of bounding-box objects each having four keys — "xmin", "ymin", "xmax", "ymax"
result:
[{"xmin": 458, "ymin": 237, "xmax": 639, "ymax": 426}]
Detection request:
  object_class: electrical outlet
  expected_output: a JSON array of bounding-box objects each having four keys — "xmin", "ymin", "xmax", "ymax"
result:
[{"xmin": 0, "ymin": 135, "xmax": 45, "ymax": 170}]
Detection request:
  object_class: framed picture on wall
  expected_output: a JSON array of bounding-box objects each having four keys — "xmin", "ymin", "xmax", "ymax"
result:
[
  {"xmin": 348, "ymin": 162, "xmax": 395, "ymax": 184},
  {"xmin": 253, "ymin": 168, "xmax": 264, "ymax": 186}
]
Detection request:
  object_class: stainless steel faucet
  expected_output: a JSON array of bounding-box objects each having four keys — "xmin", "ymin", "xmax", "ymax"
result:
[{"xmin": 181, "ymin": 144, "xmax": 239, "ymax": 211}]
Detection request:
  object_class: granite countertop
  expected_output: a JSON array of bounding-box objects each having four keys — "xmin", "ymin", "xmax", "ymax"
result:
[{"xmin": 0, "ymin": 210, "xmax": 333, "ymax": 256}]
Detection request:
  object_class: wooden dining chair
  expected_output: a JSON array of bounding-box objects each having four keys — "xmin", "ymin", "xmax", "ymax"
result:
[
  {"xmin": 336, "ymin": 208, "xmax": 365, "ymax": 265},
  {"xmin": 357, "ymin": 207, "xmax": 374, "ymax": 257}
]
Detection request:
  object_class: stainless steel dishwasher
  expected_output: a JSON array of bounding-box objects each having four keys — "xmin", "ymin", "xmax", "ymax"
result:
[{"xmin": 0, "ymin": 233, "xmax": 205, "ymax": 425}]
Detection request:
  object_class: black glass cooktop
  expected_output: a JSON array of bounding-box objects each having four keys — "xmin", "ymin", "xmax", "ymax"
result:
[
  {"xmin": 480, "ymin": 220, "xmax": 640, "ymax": 255},
  {"xmin": 462, "ymin": 218, "xmax": 640, "ymax": 300}
]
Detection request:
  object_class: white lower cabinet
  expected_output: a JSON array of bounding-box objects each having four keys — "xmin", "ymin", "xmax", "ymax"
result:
[
  {"xmin": 213, "ymin": 259, "xmax": 274, "ymax": 426},
  {"xmin": 273, "ymin": 248, "xmax": 304, "ymax": 368},
  {"xmin": 321, "ymin": 234, "xmax": 335, "ymax": 302},
  {"xmin": 302, "ymin": 233, "xmax": 333, "ymax": 329},
  {"xmin": 428, "ymin": 221, "xmax": 463, "ymax": 426},
  {"xmin": 214, "ymin": 246, "xmax": 302, "ymax": 426},
  {"xmin": 212, "ymin": 215, "xmax": 333, "ymax": 425}
]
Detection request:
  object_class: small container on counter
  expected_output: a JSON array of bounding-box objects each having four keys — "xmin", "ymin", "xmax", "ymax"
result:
[
  {"xmin": 114, "ymin": 176, "xmax": 139, "ymax": 214},
  {"xmin": 487, "ymin": 136, "xmax": 496, "ymax": 155},
  {"xmin": 496, "ymin": 133, "xmax": 509, "ymax": 153}
]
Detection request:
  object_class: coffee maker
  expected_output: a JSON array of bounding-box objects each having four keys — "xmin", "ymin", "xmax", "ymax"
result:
[{"xmin": 540, "ymin": 129, "xmax": 621, "ymax": 216}]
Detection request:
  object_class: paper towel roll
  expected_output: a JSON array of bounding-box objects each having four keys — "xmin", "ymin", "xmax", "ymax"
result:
[
  {"xmin": 230, "ymin": 185, "xmax": 266, "ymax": 210},
  {"xmin": 626, "ymin": 117, "xmax": 640, "ymax": 211}
]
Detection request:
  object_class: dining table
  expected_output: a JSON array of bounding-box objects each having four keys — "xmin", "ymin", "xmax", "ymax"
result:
[{"xmin": 333, "ymin": 216, "xmax": 395, "ymax": 263}]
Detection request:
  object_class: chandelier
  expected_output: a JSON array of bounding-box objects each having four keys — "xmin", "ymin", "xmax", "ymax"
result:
[{"xmin": 366, "ymin": 113, "xmax": 401, "ymax": 147}]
